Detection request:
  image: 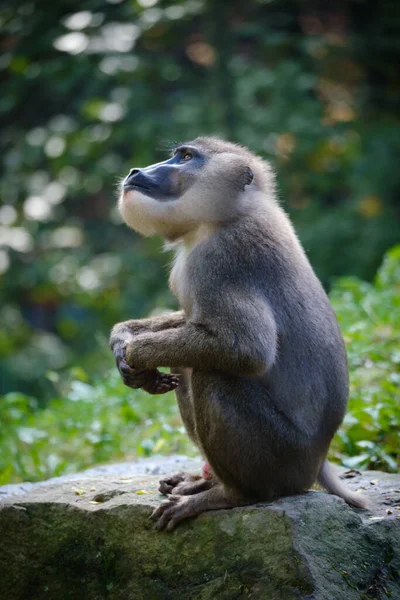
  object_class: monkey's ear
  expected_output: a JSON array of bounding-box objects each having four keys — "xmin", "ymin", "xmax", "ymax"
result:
[{"xmin": 241, "ymin": 167, "xmax": 254, "ymax": 190}]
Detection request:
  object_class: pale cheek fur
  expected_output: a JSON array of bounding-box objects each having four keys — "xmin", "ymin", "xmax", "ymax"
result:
[
  {"xmin": 119, "ymin": 191, "xmax": 192, "ymax": 238},
  {"xmin": 118, "ymin": 190, "xmax": 160, "ymax": 236}
]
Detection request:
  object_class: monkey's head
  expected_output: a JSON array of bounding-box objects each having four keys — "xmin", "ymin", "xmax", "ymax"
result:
[{"xmin": 119, "ymin": 137, "xmax": 274, "ymax": 240}]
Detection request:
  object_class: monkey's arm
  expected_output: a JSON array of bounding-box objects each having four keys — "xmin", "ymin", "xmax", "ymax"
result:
[
  {"xmin": 110, "ymin": 310, "xmax": 185, "ymax": 343},
  {"xmin": 126, "ymin": 302, "xmax": 277, "ymax": 377},
  {"xmin": 110, "ymin": 311, "xmax": 185, "ymax": 394}
]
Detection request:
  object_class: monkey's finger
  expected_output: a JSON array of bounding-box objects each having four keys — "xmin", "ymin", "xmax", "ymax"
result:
[
  {"xmin": 162, "ymin": 373, "xmax": 180, "ymax": 380},
  {"xmin": 122, "ymin": 377, "xmax": 147, "ymax": 389},
  {"xmin": 150, "ymin": 372, "xmax": 180, "ymax": 386},
  {"xmin": 149, "ymin": 384, "xmax": 179, "ymax": 395},
  {"xmin": 118, "ymin": 358, "xmax": 139, "ymax": 376},
  {"xmin": 153, "ymin": 380, "xmax": 180, "ymax": 394},
  {"xmin": 143, "ymin": 375, "xmax": 180, "ymax": 395},
  {"xmin": 121, "ymin": 371, "xmax": 147, "ymax": 383},
  {"xmin": 121, "ymin": 372, "xmax": 152, "ymax": 389},
  {"xmin": 156, "ymin": 373, "xmax": 181, "ymax": 388},
  {"xmin": 142, "ymin": 380, "xmax": 165, "ymax": 395},
  {"xmin": 118, "ymin": 360, "xmax": 158, "ymax": 388}
]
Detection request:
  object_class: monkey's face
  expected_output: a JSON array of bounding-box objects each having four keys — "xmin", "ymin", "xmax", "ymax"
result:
[
  {"xmin": 123, "ymin": 145, "xmax": 206, "ymax": 201},
  {"xmin": 119, "ymin": 144, "xmax": 209, "ymax": 238},
  {"xmin": 119, "ymin": 137, "xmax": 262, "ymax": 240}
]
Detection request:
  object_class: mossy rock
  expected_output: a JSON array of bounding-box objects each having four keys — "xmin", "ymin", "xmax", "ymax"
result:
[{"xmin": 0, "ymin": 460, "xmax": 399, "ymax": 599}]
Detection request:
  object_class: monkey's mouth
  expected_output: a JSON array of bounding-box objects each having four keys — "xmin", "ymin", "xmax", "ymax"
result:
[{"xmin": 124, "ymin": 183, "xmax": 151, "ymax": 194}]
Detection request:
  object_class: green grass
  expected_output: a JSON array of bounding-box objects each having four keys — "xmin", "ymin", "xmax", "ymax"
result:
[{"xmin": 1, "ymin": 246, "xmax": 399, "ymax": 484}]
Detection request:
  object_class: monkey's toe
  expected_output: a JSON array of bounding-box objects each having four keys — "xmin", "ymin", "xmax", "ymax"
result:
[
  {"xmin": 159, "ymin": 471, "xmax": 203, "ymax": 495},
  {"xmin": 159, "ymin": 481, "xmax": 174, "ymax": 495},
  {"xmin": 172, "ymin": 478, "xmax": 212, "ymax": 496},
  {"xmin": 158, "ymin": 471, "xmax": 186, "ymax": 495},
  {"xmin": 151, "ymin": 496, "xmax": 194, "ymax": 531}
]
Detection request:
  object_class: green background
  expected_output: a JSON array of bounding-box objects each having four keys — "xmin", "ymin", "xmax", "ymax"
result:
[{"xmin": 0, "ymin": 0, "xmax": 399, "ymax": 483}]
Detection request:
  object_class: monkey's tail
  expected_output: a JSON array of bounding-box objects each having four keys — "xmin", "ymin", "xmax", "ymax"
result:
[{"xmin": 317, "ymin": 460, "xmax": 368, "ymax": 509}]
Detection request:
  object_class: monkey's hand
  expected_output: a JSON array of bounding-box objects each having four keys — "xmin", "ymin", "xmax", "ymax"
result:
[
  {"xmin": 114, "ymin": 347, "xmax": 180, "ymax": 395},
  {"xmin": 111, "ymin": 337, "xmax": 180, "ymax": 395},
  {"xmin": 110, "ymin": 314, "xmax": 184, "ymax": 394}
]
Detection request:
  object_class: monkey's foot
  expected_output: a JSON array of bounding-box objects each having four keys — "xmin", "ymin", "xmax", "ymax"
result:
[
  {"xmin": 151, "ymin": 486, "xmax": 235, "ymax": 531},
  {"xmin": 159, "ymin": 471, "xmax": 199, "ymax": 495},
  {"xmin": 159, "ymin": 465, "xmax": 215, "ymax": 495},
  {"xmin": 118, "ymin": 359, "xmax": 179, "ymax": 395},
  {"xmin": 175, "ymin": 478, "xmax": 214, "ymax": 496}
]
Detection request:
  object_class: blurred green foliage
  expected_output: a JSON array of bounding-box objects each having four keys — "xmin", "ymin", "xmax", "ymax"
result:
[
  {"xmin": 1, "ymin": 0, "xmax": 399, "ymax": 397},
  {"xmin": 0, "ymin": 371, "xmax": 193, "ymax": 485},
  {"xmin": 1, "ymin": 246, "xmax": 399, "ymax": 484},
  {"xmin": 0, "ymin": 1, "xmax": 399, "ymax": 481},
  {"xmin": 330, "ymin": 245, "xmax": 400, "ymax": 472}
]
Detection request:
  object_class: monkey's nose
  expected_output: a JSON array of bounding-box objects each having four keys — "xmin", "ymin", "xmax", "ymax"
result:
[
  {"xmin": 124, "ymin": 168, "xmax": 141, "ymax": 188},
  {"xmin": 124, "ymin": 168, "xmax": 151, "ymax": 191}
]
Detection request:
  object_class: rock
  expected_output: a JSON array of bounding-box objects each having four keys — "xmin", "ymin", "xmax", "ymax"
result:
[
  {"xmin": 0, "ymin": 455, "xmax": 203, "ymax": 500},
  {"xmin": 0, "ymin": 460, "xmax": 399, "ymax": 600}
]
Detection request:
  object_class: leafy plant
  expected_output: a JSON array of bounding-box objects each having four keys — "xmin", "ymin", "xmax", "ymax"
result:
[
  {"xmin": 330, "ymin": 245, "xmax": 400, "ymax": 472},
  {"xmin": 0, "ymin": 369, "xmax": 194, "ymax": 485}
]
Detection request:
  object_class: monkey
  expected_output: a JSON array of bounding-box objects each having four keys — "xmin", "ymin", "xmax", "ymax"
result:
[{"xmin": 110, "ymin": 136, "xmax": 367, "ymax": 531}]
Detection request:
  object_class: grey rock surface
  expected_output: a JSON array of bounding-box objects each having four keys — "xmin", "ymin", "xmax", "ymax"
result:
[
  {"xmin": 0, "ymin": 459, "xmax": 399, "ymax": 600},
  {"xmin": 0, "ymin": 455, "xmax": 203, "ymax": 499}
]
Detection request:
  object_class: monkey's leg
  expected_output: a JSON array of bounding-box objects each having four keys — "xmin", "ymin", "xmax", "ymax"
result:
[
  {"xmin": 159, "ymin": 367, "xmax": 214, "ymax": 495},
  {"xmin": 151, "ymin": 484, "xmax": 246, "ymax": 531},
  {"xmin": 173, "ymin": 367, "xmax": 197, "ymax": 443},
  {"xmin": 110, "ymin": 312, "xmax": 185, "ymax": 394}
]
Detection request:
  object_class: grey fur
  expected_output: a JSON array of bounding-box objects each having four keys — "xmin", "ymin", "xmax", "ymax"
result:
[{"xmin": 111, "ymin": 137, "xmax": 366, "ymax": 530}]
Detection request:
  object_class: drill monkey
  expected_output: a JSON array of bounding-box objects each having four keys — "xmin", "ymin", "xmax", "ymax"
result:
[{"xmin": 111, "ymin": 137, "xmax": 366, "ymax": 531}]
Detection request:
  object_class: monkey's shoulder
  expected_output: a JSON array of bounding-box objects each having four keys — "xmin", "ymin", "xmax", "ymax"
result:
[
  {"xmin": 169, "ymin": 216, "xmax": 333, "ymax": 325},
  {"xmin": 181, "ymin": 221, "xmax": 302, "ymax": 286}
]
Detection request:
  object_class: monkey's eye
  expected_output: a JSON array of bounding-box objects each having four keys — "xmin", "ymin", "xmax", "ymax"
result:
[{"xmin": 181, "ymin": 152, "xmax": 192, "ymax": 161}]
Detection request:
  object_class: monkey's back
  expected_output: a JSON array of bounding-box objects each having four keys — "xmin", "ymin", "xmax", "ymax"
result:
[{"xmin": 182, "ymin": 206, "xmax": 349, "ymax": 499}]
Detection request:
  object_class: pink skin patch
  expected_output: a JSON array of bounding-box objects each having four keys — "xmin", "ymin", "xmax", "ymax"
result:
[{"xmin": 202, "ymin": 462, "xmax": 213, "ymax": 480}]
